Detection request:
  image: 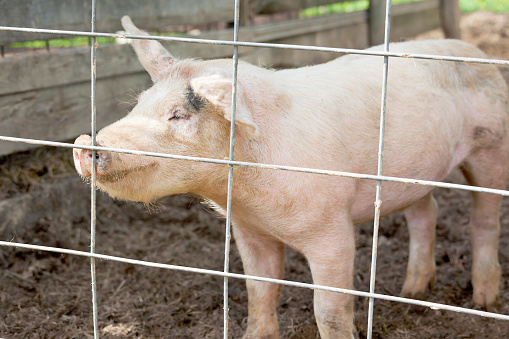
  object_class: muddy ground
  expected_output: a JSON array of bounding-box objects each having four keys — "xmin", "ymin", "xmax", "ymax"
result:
[{"xmin": 1, "ymin": 10, "xmax": 509, "ymax": 339}]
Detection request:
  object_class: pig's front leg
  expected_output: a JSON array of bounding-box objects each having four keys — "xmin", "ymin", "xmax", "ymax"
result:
[
  {"xmin": 233, "ymin": 226, "xmax": 285, "ymax": 339},
  {"xmin": 302, "ymin": 214, "xmax": 356, "ymax": 339}
]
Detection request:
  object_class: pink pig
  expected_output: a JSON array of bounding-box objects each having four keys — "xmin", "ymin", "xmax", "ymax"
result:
[{"xmin": 73, "ymin": 16, "xmax": 509, "ymax": 338}]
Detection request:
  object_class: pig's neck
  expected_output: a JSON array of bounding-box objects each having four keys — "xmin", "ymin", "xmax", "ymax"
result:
[
  {"xmin": 197, "ymin": 113, "xmax": 297, "ymax": 222},
  {"xmin": 197, "ymin": 167, "xmax": 279, "ymax": 223},
  {"xmin": 196, "ymin": 140, "xmax": 264, "ymax": 202}
]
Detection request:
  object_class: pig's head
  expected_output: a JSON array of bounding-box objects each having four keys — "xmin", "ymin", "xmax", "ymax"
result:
[{"xmin": 73, "ymin": 16, "xmax": 261, "ymax": 203}]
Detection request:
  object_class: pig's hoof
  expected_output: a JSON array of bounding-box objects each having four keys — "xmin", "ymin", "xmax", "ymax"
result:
[
  {"xmin": 400, "ymin": 272, "xmax": 436, "ymax": 300},
  {"xmin": 472, "ymin": 266, "xmax": 501, "ymax": 312},
  {"xmin": 242, "ymin": 318, "xmax": 279, "ymax": 339},
  {"xmin": 473, "ymin": 287, "xmax": 500, "ymax": 312},
  {"xmin": 242, "ymin": 332, "xmax": 279, "ymax": 339}
]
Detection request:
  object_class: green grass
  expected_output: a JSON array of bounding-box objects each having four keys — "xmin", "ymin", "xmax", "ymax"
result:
[
  {"xmin": 459, "ymin": 0, "xmax": 509, "ymax": 13},
  {"xmin": 7, "ymin": 31, "xmax": 183, "ymax": 50},
  {"xmin": 8, "ymin": 36, "xmax": 117, "ymax": 49},
  {"xmin": 300, "ymin": 0, "xmax": 368, "ymax": 17},
  {"xmin": 301, "ymin": 0, "xmax": 434, "ymax": 18},
  {"xmin": 301, "ymin": 0, "xmax": 509, "ymax": 17}
]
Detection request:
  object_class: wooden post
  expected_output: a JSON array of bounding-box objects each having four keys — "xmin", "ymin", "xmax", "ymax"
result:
[
  {"xmin": 240, "ymin": 0, "xmax": 251, "ymax": 26},
  {"xmin": 369, "ymin": 0, "xmax": 387, "ymax": 46},
  {"xmin": 439, "ymin": 0, "xmax": 461, "ymax": 39}
]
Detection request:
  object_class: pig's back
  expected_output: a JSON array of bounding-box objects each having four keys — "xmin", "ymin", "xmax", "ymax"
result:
[
  {"xmin": 271, "ymin": 39, "xmax": 508, "ymax": 222},
  {"xmin": 341, "ymin": 40, "xmax": 508, "ymax": 221}
]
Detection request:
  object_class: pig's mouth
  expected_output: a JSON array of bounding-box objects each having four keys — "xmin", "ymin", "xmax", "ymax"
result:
[{"xmin": 91, "ymin": 162, "xmax": 157, "ymax": 184}]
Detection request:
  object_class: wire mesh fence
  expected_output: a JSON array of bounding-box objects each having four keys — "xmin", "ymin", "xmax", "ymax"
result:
[{"xmin": 1, "ymin": 1, "xmax": 509, "ymax": 338}]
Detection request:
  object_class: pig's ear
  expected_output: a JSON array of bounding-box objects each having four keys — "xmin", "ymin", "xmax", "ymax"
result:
[
  {"xmin": 191, "ymin": 75, "xmax": 260, "ymax": 138},
  {"xmin": 121, "ymin": 16, "xmax": 175, "ymax": 82}
]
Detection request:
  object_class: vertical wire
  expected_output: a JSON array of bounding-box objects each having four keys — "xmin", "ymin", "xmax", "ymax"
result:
[
  {"xmin": 90, "ymin": 0, "xmax": 99, "ymax": 338},
  {"xmin": 367, "ymin": 1, "xmax": 392, "ymax": 338},
  {"xmin": 223, "ymin": 0, "xmax": 241, "ymax": 338}
]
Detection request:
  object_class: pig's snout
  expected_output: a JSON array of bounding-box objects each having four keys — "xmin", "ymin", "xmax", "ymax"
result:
[
  {"xmin": 73, "ymin": 135, "xmax": 110, "ymax": 178},
  {"xmin": 74, "ymin": 149, "xmax": 111, "ymax": 177}
]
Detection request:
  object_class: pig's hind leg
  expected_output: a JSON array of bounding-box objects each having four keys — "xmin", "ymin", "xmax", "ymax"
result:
[
  {"xmin": 400, "ymin": 193, "xmax": 438, "ymax": 300},
  {"xmin": 460, "ymin": 141, "xmax": 509, "ymax": 311}
]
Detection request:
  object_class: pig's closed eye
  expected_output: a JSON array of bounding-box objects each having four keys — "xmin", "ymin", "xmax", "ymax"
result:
[{"xmin": 169, "ymin": 107, "xmax": 188, "ymax": 121}]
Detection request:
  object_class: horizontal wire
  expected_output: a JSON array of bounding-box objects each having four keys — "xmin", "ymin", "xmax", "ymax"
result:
[
  {"xmin": 0, "ymin": 239, "xmax": 508, "ymax": 321},
  {"xmin": 1, "ymin": 25, "xmax": 508, "ymax": 66},
  {"xmin": 2, "ymin": 135, "xmax": 509, "ymax": 197}
]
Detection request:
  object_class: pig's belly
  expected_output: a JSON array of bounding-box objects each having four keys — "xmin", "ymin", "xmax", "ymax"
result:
[
  {"xmin": 350, "ymin": 179, "xmax": 437, "ymax": 225},
  {"xmin": 348, "ymin": 116, "xmax": 468, "ymax": 225},
  {"xmin": 348, "ymin": 151, "xmax": 460, "ymax": 225}
]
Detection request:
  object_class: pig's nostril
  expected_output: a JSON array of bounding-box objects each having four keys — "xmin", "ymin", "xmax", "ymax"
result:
[{"xmin": 84, "ymin": 150, "xmax": 101, "ymax": 160}]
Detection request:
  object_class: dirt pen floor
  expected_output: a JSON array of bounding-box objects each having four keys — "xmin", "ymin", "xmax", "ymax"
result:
[{"xmin": 1, "ymin": 11, "xmax": 509, "ymax": 339}]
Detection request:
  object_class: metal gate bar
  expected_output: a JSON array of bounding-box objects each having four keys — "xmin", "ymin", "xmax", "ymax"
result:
[{"xmin": 367, "ymin": 1, "xmax": 392, "ymax": 338}]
